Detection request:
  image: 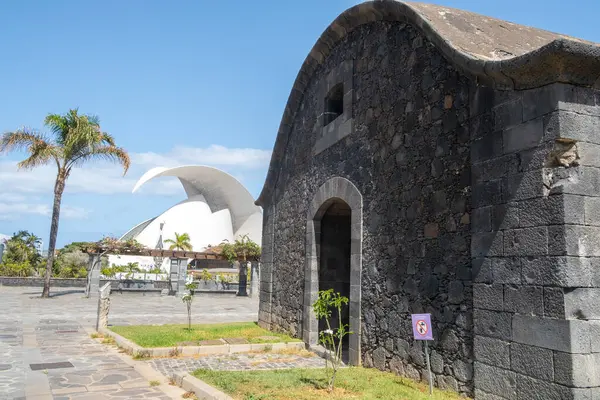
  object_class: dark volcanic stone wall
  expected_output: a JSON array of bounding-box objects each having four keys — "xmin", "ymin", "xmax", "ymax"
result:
[{"xmin": 266, "ymin": 21, "xmax": 474, "ymax": 394}]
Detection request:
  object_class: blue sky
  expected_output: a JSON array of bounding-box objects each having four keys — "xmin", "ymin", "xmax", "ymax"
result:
[{"xmin": 0, "ymin": 0, "xmax": 598, "ymax": 248}]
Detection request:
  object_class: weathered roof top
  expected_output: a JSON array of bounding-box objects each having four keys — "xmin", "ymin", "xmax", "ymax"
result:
[
  {"xmin": 256, "ymin": 0, "xmax": 600, "ymax": 206},
  {"xmin": 407, "ymin": 2, "xmax": 597, "ymax": 61}
]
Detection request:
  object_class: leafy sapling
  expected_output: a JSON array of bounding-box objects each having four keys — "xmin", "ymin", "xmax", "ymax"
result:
[{"xmin": 312, "ymin": 288, "xmax": 352, "ymax": 392}]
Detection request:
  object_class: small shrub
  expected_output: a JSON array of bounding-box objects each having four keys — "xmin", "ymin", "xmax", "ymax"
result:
[
  {"xmin": 199, "ymin": 269, "xmax": 212, "ymax": 282},
  {"xmin": 149, "ymin": 380, "xmax": 160, "ymax": 387},
  {"xmin": 313, "ymin": 289, "xmax": 351, "ymax": 392},
  {"xmin": 101, "ymin": 336, "xmax": 116, "ymax": 345},
  {"xmin": 261, "ymin": 344, "xmax": 273, "ymax": 353}
]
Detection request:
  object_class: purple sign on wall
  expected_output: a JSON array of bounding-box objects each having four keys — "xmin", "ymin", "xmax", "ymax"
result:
[{"xmin": 411, "ymin": 313, "xmax": 433, "ymax": 341}]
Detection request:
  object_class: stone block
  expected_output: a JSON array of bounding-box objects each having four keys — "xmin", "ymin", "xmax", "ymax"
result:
[
  {"xmin": 229, "ymin": 344, "xmax": 253, "ymax": 353},
  {"xmin": 472, "ymin": 155, "xmax": 520, "ymax": 183},
  {"xmin": 516, "ymin": 373, "xmax": 591, "ymax": 400},
  {"xmin": 474, "ymin": 310, "xmax": 512, "ymax": 341},
  {"xmin": 473, "ymin": 258, "xmax": 494, "ymax": 283},
  {"xmin": 504, "ymin": 227, "xmax": 548, "ymax": 256},
  {"xmin": 544, "ymin": 287, "xmax": 566, "ymax": 319},
  {"xmin": 547, "ymin": 167, "xmax": 600, "ymax": 198},
  {"xmin": 544, "ymin": 110, "xmax": 600, "ymax": 145},
  {"xmin": 510, "ymin": 343, "xmax": 554, "ymax": 381},
  {"xmin": 494, "ymin": 98, "xmax": 523, "ymax": 130},
  {"xmin": 521, "ymin": 256, "xmax": 594, "ymax": 287},
  {"xmin": 492, "ymin": 257, "xmax": 521, "ymax": 284},
  {"xmin": 151, "ymin": 348, "xmax": 171, "ymax": 357},
  {"xmin": 492, "ymin": 203, "xmax": 519, "ymax": 230},
  {"xmin": 522, "ymin": 83, "xmax": 577, "ymax": 121},
  {"xmin": 180, "ymin": 346, "xmax": 200, "ymax": 356},
  {"xmin": 562, "ymin": 225, "xmax": 600, "ymax": 257},
  {"xmin": 453, "ymin": 359, "xmax": 473, "ymax": 382},
  {"xmin": 518, "ymin": 195, "xmax": 584, "ymax": 227},
  {"xmin": 430, "ymin": 350, "xmax": 443, "ymax": 374},
  {"xmin": 473, "ymin": 283, "xmax": 504, "ymax": 311},
  {"xmin": 373, "ymin": 347, "xmax": 387, "ymax": 370},
  {"xmin": 512, "ymin": 315, "xmax": 591, "ymax": 353},
  {"xmin": 471, "ymin": 130, "xmax": 503, "ymax": 163},
  {"xmin": 584, "ymin": 197, "xmax": 600, "ymax": 226},
  {"xmin": 474, "ymin": 362, "xmax": 516, "ymax": 399},
  {"xmin": 578, "ymin": 142, "xmax": 600, "ymax": 168},
  {"xmin": 564, "ymin": 288, "xmax": 600, "ymax": 320},
  {"xmin": 474, "ymin": 336, "xmax": 510, "ymax": 368},
  {"xmin": 472, "ymin": 207, "xmax": 492, "ymax": 233},
  {"xmin": 473, "ymin": 180, "xmax": 503, "ymax": 208},
  {"xmin": 503, "ymin": 285, "xmax": 543, "ymax": 316},
  {"xmin": 502, "ymin": 171, "xmax": 545, "ymax": 202},
  {"xmin": 591, "ymin": 321, "xmax": 600, "ymax": 352},
  {"xmin": 503, "ymin": 118, "xmax": 544, "ymax": 154},
  {"xmin": 472, "ymin": 232, "xmax": 504, "ymax": 258},
  {"xmin": 554, "ymin": 352, "xmax": 600, "ymax": 387},
  {"xmin": 197, "ymin": 345, "xmax": 229, "ymax": 355}
]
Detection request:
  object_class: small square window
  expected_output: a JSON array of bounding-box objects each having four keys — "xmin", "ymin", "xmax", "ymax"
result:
[{"xmin": 324, "ymin": 83, "xmax": 344, "ymax": 126}]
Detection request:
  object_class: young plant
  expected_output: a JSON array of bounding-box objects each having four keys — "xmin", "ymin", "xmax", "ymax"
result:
[
  {"xmin": 185, "ymin": 281, "xmax": 198, "ymax": 295},
  {"xmin": 312, "ymin": 289, "xmax": 351, "ymax": 392},
  {"xmin": 182, "ymin": 291, "xmax": 194, "ymax": 331},
  {"xmin": 199, "ymin": 268, "xmax": 212, "ymax": 283}
]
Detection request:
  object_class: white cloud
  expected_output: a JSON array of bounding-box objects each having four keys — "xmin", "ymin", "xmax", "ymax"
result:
[
  {"xmin": 0, "ymin": 202, "xmax": 88, "ymax": 220},
  {"xmin": 0, "ymin": 145, "xmax": 270, "ymax": 196},
  {"xmin": 133, "ymin": 145, "xmax": 271, "ymax": 169},
  {"xmin": 0, "ymin": 144, "xmax": 270, "ymax": 220},
  {"xmin": 60, "ymin": 205, "xmax": 89, "ymax": 219}
]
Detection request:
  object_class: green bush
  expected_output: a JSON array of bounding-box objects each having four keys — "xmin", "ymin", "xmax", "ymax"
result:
[
  {"xmin": 199, "ymin": 268, "xmax": 212, "ymax": 282},
  {"xmin": 147, "ymin": 266, "xmax": 164, "ymax": 274},
  {"xmin": 0, "ymin": 262, "xmax": 33, "ymax": 277},
  {"xmin": 53, "ymin": 249, "xmax": 88, "ymax": 278}
]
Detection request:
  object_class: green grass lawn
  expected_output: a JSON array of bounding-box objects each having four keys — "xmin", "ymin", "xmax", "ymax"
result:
[
  {"xmin": 109, "ymin": 322, "xmax": 301, "ymax": 348},
  {"xmin": 193, "ymin": 367, "xmax": 462, "ymax": 400}
]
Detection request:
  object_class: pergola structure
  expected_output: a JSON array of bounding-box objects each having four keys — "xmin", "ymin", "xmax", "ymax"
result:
[{"xmin": 85, "ymin": 247, "xmax": 259, "ymax": 297}]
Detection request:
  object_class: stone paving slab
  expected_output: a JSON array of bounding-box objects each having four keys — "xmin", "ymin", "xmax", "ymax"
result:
[
  {"xmin": 148, "ymin": 352, "xmax": 326, "ymax": 377},
  {"xmin": 0, "ymin": 286, "xmax": 257, "ymax": 399}
]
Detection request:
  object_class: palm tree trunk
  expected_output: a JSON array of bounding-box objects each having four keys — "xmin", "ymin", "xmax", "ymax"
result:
[{"xmin": 41, "ymin": 175, "xmax": 65, "ymax": 298}]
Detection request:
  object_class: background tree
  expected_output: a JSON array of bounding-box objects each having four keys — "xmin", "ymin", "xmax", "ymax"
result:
[
  {"xmin": 0, "ymin": 109, "xmax": 130, "ymax": 297},
  {"xmin": 221, "ymin": 234, "xmax": 261, "ymax": 262},
  {"xmin": 165, "ymin": 232, "xmax": 193, "ymax": 251},
  {"xmin": 0, "ymin": 231, "xmax": 44, "ymax": 277}
]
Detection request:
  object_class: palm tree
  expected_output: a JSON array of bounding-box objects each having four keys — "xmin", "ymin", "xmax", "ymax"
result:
[
  {"xmin": 0, "ymin": 109, "xmax": 130, "ymax": 298},
  {"xmin": 164, "ymin": 232, "xmax": 193, "ymax": 251}
]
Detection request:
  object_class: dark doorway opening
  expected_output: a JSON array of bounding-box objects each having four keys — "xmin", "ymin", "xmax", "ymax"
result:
[{"xmin": 318, "ymin": 200, "xmax": 351, "ymax": 361}]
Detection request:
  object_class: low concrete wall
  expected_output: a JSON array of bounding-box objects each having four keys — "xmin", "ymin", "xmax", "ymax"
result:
[
  {"xmin": 0, "ymin": 277, "xmax": 87, "ymax": 287},
  {"xmin": 0, "ymin": 277, "xmax": 241, "ymax": 293}
]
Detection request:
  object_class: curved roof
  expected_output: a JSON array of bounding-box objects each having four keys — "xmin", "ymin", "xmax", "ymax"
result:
[
  {"xmin": 256, "ymin": 0, "xmax": 600, "ymax": 206},
  {"xmin": 133, "ymin": 165, "xmax": 262, "ymax": 234},
  {"xmin": 120, "ymin": 217, "xmax": 156, "ymax": 241}
]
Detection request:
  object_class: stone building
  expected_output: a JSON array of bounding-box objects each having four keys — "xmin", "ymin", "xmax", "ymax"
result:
[{"xmin": 255, "ymin": 1, "xmax": 600, "ymax": 398}]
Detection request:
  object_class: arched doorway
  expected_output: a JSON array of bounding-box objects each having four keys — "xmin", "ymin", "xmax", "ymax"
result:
[
  {"xmin": 318, "ymin": 200, "xmax": 351, "ymax": 354},
  {"xmin": 304, "ymin": 177, "xmax": 362, "ymax": 366}
]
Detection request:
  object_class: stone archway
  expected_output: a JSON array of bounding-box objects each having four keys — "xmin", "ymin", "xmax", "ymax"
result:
[{"xmin": 304, "ymin": 177, "xmax": 363, "ymax": 366}]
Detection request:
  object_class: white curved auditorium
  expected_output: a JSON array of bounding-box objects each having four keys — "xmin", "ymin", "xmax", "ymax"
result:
[{"xmin": 109, "ymin": 165, "xmax": 262, "ymax": 271}]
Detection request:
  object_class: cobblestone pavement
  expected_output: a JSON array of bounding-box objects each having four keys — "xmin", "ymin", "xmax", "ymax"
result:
[
  {"xmin": 0, "ymin": 286, "xmax": 258, "ymax": 399},
  {"xmin": 148, "ymin": 352, "xmax": 326, "ymax": 377}
]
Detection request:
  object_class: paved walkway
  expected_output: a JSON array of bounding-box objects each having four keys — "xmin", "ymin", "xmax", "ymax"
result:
[
  {"xmin": 148, "ymin": 352, "xmax": 325, "ymax": 377},
  {"xmin": 0, "ymin": 286, "xmax": 258, "ymax": 399}
]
